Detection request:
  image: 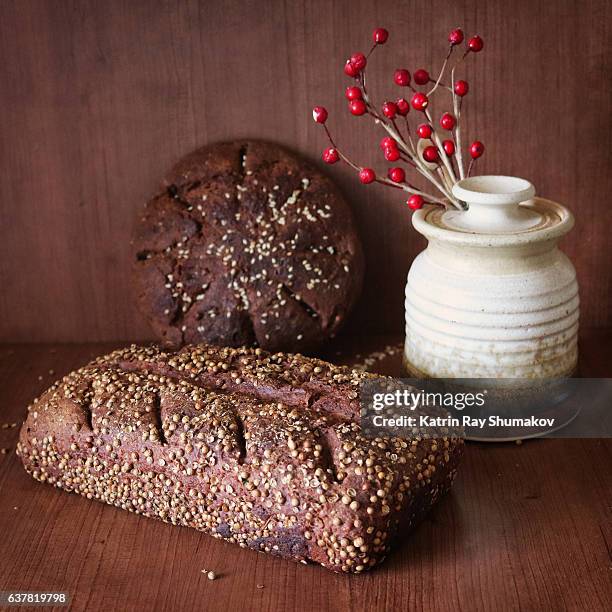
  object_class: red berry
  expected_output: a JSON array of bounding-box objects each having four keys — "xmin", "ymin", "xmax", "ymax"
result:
[
  {"xmin": 407, "ymin": 195, "xmax": 424, "ymax": 210},
  {"xmin": 344, "ymin": 60, "xmax": 359, "ymax": 78},
  {"xmin": 442, "ymin": 140, "xmax": 455, "ymax": 156},
  {"xmin": 359, "ymin": 168, "xmax": 376, "ymax": 184},
  {"xmin": 454, "ymin": 80, "xmax": 469, "ymax": 96},
  {"xmin": 345, "ymin": 86, "xmax": 362, "ymax": 100},
  {"xmin": 312, "ymin": 106, "xmax": 328, "ymax": 124},
  {"xmin": 373, "ymin": 28, "xmax": 389, "ymax": 44},
  {"xmin": 470, "ymin": 141, "xmax": 485, "ymax": 159},
  {"xmin": 396, "ymin": 98, "xmax": 410, "ymax": 116},
  {"xmin": 380, "ymin": 136, "xmax": 397, "ymax": 150},
  {"xmin": 384, "ymin": 147, "xmax": 400, "ymax": 162},
  {"xmin": 382, "ymin": 101, "xmax": 398, "ymax": 118},
  {"xmin": 348, "ymin": 99, "xmax": 367, "ymax": 116},
  {"xmin": 448, "ymin": 28, "xmax": 464, "ymax": 45},
  {"xmin": 468, "ymin": 35, "xmax": 484, "ymax": 52},
  {"xmin": 322, "ymin": 147, "xmax": 339, "ymax": 164},
  {"xmin": 413, "ymin": 69, "xmax": 430, "ymax": 85},
  {"xmin": 416, "ymin": 124, "xmax": 432, "ymax": 139},
  {"xmin": 350, "ymin": 52, "xmax": 367, "ymax": 71},
  {"xmin": 388, "ymin": 167, "xmax": 406, "ymax": 183},
  {"xmin": 440, "ymin": 112, "xmax": 456, "ymax": 130},
  {"xmin": 411, "ymin": 92, "xmax": 429, "ymax": 111},
  {"xmin": 394, "ymin": 68, "xmax": 411, "ymax": 87},
  {"xmin": 422, "ymin": 145, "xmax": 440, "ymax": 163}
]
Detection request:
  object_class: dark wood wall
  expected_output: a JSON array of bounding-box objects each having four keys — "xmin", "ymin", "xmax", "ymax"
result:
[{"xmin": 1, "ymin": 0, "xmax": 610, "ymax": 342}]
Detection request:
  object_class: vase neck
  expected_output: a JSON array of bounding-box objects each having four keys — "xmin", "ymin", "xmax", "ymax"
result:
[{"xmin": 449, "ymin": 175, "xmax": 541, "ymax": 233}]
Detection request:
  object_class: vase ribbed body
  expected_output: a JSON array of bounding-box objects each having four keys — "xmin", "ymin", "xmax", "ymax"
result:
[{"xmin": 404, "ymin": 190, "xmax": 579, "ymax": 379}]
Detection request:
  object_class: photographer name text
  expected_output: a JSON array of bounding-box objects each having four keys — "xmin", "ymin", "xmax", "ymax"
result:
[{"xmin": 371, "ymin": 414, "xmax": 556, "ymax": 429}]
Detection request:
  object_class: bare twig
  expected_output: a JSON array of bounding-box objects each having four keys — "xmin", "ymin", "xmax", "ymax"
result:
[
  {"xmin": 427, "ymin": 46, "xmax": 454, "ymax": 96},
  {"xmin": 451, "ymin": 65, "xmax": 466, "ymax": 179}
]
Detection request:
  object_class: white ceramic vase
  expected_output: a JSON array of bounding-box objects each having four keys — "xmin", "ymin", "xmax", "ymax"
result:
[{"xmin": 404, "ymin": 176, "xmax": 579, "ymax": 379}]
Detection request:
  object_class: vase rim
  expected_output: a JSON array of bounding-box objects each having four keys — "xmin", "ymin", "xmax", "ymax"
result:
[{"xmin": 452, "ymin": 175, "xmax": 536, "ymax": 205}]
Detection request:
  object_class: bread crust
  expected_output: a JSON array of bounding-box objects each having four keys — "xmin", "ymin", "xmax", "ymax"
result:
[
  {"xmin": 133, "ymin": 141, "xmax": 364, "ymax": 352},
  {"xmin": 18, "ymin": 344, "xmax": 462, "ymax": 573}
]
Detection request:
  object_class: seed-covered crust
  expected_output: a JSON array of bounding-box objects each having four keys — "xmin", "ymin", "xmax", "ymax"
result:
[
  {"xmin": 18, "ymin": 344, "xmax": 462, "ymax": 573},
  {"xmin": 133, "ymin": 141, "xmax": 364, "ymax": 352}
]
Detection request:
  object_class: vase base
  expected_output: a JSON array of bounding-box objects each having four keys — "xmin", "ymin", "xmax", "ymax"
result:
[{"xmin": 401, "ymin": 350, "xmax": 580, "ymax": 442}]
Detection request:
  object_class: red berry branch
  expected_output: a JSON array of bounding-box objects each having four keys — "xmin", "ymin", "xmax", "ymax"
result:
[{"xmin": 312, "ymin": 27, "xmax": 486, "ymax": 211}]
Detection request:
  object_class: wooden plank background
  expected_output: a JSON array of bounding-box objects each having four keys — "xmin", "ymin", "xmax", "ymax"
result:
[{"xmin": 0, "ymin": 0, "xmax": 610, "ymax": 342}]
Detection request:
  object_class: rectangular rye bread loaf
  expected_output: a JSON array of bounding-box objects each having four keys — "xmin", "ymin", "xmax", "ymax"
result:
[{"xmin": 18, "ymin": 344, "xmax": 463, "ymax": 573}]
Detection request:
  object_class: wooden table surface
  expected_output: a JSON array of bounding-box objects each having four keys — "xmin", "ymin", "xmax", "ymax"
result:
[{"xmin": 0, "ymin": 333, "xmax": 610, "ymax": 612}]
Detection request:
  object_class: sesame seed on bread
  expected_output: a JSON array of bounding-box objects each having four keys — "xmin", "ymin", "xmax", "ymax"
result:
[{"xmin": 133, "ymin": 141, "xmax": 364, "ymax": 352}]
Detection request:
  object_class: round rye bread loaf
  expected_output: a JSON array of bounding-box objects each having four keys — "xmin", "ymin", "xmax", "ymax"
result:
[{"xmin": 133, "ymin": 140, "xmax": 364, "ymax": 352}]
